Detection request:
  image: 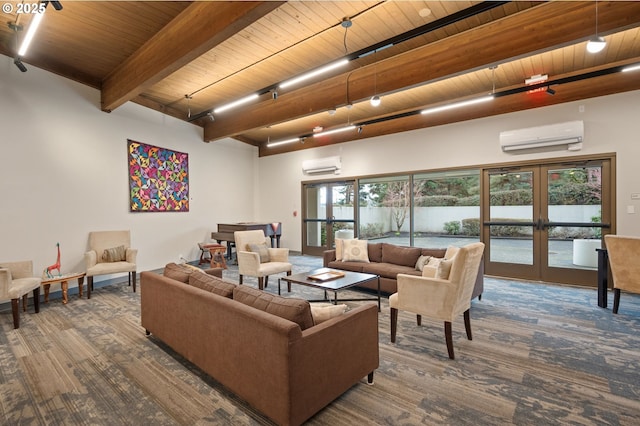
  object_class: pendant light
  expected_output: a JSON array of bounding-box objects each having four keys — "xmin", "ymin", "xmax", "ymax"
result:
[{"xmin": 586, "ymin": 1, "xmax": 606, "ymax": 54}]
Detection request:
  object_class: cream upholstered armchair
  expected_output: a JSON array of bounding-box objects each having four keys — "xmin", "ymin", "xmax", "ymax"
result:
[
  {"xmin": 0, "ymin": 260, "xmax": 41, "ymax": 329},
  {"xmin": 390, "ymin": 242, "xmax": 485, "ymax": 359},
  {"xmin": 234, "ymin": 230, "xmax": 292, "ymax": 291},
  {"xmin": 604, "ymin": 235, "xmax": 640, "ymax": 314},
  {"xmin": 85, "ymin": 230, "xmax": 138, "ymax": 294}
]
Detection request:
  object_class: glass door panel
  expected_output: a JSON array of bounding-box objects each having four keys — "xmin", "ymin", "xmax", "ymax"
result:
[
  {"xmin": 302, "ymin": 182, "xmax": 355, "ymax": 256},
  {"xmin": 483, "ymin": 168, "xmax": 539, "ymax": 279}
]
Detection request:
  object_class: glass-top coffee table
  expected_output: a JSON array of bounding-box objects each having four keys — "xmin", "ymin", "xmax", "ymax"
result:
[{"xmin": 279, "ymin": 268, "xmax": 380, "ymax": 311}]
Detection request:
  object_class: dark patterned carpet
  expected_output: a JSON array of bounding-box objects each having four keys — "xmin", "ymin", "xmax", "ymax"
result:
[{"xmin": 1, "ymin": 255, "xmax": 639, "ymax": 425}]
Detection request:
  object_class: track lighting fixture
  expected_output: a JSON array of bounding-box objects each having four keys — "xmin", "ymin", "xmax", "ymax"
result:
[
  {"xmin": 313, "ymin": 125, "xmax": 356, "ymax": 138},
  {"xmin": 370, "ymin": 95, "xmax": 381, "ymax": 107},
  {"xmin": 266, "ymin": 137, "xmax": 300, "ymax": 148},
  {"xmin": 49, "ymin": 1, "xmax": 63, "ymax": 11},
  {"xmin": 622, "ymin": 63, "xmax": 640, "ymax": 73},
  {"xmin": 206, "ymin": 112, "xmax": 215, "ymax": 122},
  {"xmin": 13, "ymin": 57, "xmax": 27, "ymax": 73},
  {"xmin": 586, "ymin": 1, "xmax": 606, "ymax": 53},
  {"xmin": 271, "ymin": 89, "xmax": 278, "ymax": 100},
  {"xmin": 546, "ymin": 87, "xmax": 556, "ymax": 95},
  {"xmin": 279, "ymin": 60, "xmax": 349, "ymax": 90},
  {"xmin": 213, "ymin": 93, "xmax": 259, "ymax": 114},
  {"xmin": 421, "ymin": 95, "xmax": 494, "ymax": 115}
]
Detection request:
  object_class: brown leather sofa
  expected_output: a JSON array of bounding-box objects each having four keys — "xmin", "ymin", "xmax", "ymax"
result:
[
  {"xmin": 140, "ymin": 266, "xmax": 379, "ymax": 426},
  {"xmin": 323, "ymin": 242, "xmax": 484, "ymax": 299}
]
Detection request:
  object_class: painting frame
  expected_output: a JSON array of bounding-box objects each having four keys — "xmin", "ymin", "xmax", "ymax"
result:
[{"xmin": 127, "ymin": 139, "xmax": 189, "ymax": 212}]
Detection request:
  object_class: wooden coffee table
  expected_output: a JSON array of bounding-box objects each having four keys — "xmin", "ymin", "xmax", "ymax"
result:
[
  {"xmin": 279, "ymin": 268, "xmax": 380, "ymax": 311},
  {"xmin": 41, "ymin": 272, "xmax": 86, "ymax": 304}
]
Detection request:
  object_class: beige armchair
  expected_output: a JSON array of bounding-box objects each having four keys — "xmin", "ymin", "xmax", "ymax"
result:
[
  {"xmin": 604, "ymin": 235, "xmax": 640, "ymax": 314},
  {"xmin": 0, "ymin": 260, "xmax": 41, "ymax": 329},
  {"xmin": 234, "ymin": 230, "xmax": 292, "ymax": 290},
  {"xmin": 390, "ymin": 242, "xmax": 485, "ymax": 359},
  {"xmin": 85, "ymin": 230, "xmax": 137, "ymax": 295}
]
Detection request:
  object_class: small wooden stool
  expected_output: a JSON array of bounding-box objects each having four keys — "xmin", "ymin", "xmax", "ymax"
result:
[
  {"xmin": 198, "ymin": 243, "xmax": 221, "ymax": 265},
  {"xmin": 208, "ymin": 244, "xmax": 227, "ymax": 269}
]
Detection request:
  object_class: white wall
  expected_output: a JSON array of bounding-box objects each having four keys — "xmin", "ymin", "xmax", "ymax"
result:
[
  {"xmin": 257, "ymin": 90, "xmax": 640, "ymax": 251},
  {"xmin": 0, "ymin": 55, "xmax": 256, "ymax": 285}
]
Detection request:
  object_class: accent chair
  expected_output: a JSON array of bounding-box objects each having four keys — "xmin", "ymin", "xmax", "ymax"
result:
[
  {"xmin": 0, "ymin": 260, "xmax": 41, "ymax": 329},
  {"xmin": 603, "ymin": 235, "xmax": 640, "ymax": 314},
  {"xmin": 85, "ymin": 230, "xmax": 137, "ymax": 294},
  {"xmin": 234, "ymin": 230, "xmax": 292, "ymax": 291},
  {"xmin": 390, "ymin": 242, "xmax": 485, "ymax": 359}
]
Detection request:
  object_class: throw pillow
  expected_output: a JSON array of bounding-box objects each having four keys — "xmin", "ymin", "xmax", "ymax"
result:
[
  {"xmin": 415, "ymin": 255, "xmax": 432, "ymax": 271},
  {"xmin": 310, "ymin": 303, "xmax": 348, "ymax": 325},
  {"xmin": 247, "ymin": 242, "xmax": 270, "ymax": 263},
  {"xmin": 341, "ymin": 239, "xmax": 370, "ymax": 263},
  {"xmin": 233, "ymin": 286, "xmax": 314, "ymax": 331},
  {"xmin": 181, "ymin": 263, "xmax": 205, "ymax": 274},
  {"xmin": 102, "ymin": 245, "xmax": 126, "ymax": 262},
  {"xmin": 188, "ymin": 272, "xmax": 235, "ymax": 298},
  {"xmin": 435, "ymin": 257, "xmax": 455, "ymax": 280},
  {"xmin": 335, "ymin": 238, "xmax": 356, "ymax": 261},
  {"xmin": 163, "ymin": 262, "xmax": 194, "ymax": 283}
]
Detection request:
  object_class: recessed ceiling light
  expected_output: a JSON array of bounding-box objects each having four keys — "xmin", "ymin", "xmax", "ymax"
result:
[{"xmin": 419, "ymin": 8, "xmax": 432, "ymax": 18}]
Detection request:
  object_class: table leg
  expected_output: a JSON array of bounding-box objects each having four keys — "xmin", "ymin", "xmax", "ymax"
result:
[
  {"xmin": 61, "ymin": 280, "xmax": 69, "ymax": 304},
  {"xmin": 44, "ymin": 284, "xmax": 51, "ymax": 303}
]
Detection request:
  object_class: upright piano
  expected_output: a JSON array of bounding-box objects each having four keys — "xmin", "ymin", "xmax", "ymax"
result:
[{"xmin": 211, "ymin": 222, "xmax": 282, "ymax": 259}]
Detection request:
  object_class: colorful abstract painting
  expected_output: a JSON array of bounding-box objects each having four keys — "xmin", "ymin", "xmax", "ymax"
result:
[{"xmin": 128, "ymin": 139, "xmax": 189, "ymax": 212}]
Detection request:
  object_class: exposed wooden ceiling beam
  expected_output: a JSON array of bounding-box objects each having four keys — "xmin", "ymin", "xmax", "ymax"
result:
[
  {"xmin": 259, "ymin": 67, "xmax": 640, "ymax": 157},
  {"xmin": 101, "ymin": 1, "xmax": 284, "ymax": 112},
  {"xmin": 204, "ymin": 1, "xmax": 640, "ymax": 143}
]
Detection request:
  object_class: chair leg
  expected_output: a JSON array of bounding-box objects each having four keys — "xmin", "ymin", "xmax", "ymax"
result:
[
  {"xmin": 132, "ymin": 272, "xmax": 137, "ymax": 293},
  {"xmin": 613, "ymin": 288, "xmax": 621, "ymax": 314},
  {"xmin": 258, "ymin": 277, "xmax": 264, "ymax": 290},
  {"xmin": 390, "ymin": 308, "xmax": 398, "ymax": 343},
  {"xmin": 11, "ymin": 299, "xmax": 20, "ymax": 329},
  {"xmin": 463, "ymin": 309, "xmax": 472, "ymax": 340},
  {"xmin": 22, "ymin": 294, "xmax": 28, "ymax": 312},
  {"xmin": 444, "ymin": 321, "xmax": 455, "ymax": 360},
  {"xmin": 416, "ymin": 314, "xmax": 422, "ymax": 326},
  {"xmin": 478, "ymin": 293, "xmax": 482, "ymax": 301},
  {"xmin": 264, "ymin": 276, "xmax": 269, "ymax": 288},
  {"xmin": 33, "ymin": 287, "xmax": 40, "ymax": 313},
  {"xmin": 287, "ymin": 270, "xmax": 292, "ymax": 292}
]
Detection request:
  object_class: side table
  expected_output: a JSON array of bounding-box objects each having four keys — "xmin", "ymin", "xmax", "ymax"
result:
[
  {"xmin": 209, "ymin": 245, "xmax": 228, "ymax": 269},
  {"xmin": 41, "ymin": 272, "xmax": 86, "ymax": 304}
]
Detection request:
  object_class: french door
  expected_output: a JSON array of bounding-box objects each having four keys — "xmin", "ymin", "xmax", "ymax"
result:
[
  {"xmin": 302, "ymin": 181, "xmax": 356, "ymax": 256},
  {"xmin": 482, "ymin": 159, "xmax": 612, "ymax": 286}
]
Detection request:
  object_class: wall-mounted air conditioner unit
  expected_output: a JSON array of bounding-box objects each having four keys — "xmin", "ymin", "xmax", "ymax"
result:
[
  {"xmin": 302, "ymin": 156, "xmax": 341, "ymax": 175},
  {"xmin": 500, "ymin": 120, "xmax": 584, "ymax": 152}
]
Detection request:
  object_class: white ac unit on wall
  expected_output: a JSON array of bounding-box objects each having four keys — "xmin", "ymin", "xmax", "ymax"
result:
[
  {"xmin": 500, "ymin": 120, "xmax": 584, "ymax": 152},
  {"xmin": 302, "ymin": 156, "xmax": 341, "ymax": 175}
]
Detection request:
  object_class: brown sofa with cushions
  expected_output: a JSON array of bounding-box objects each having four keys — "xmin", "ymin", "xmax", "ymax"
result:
[
  {"xmin": 323, "ymin": 242, "xmax": 484, "ymax": 299},
  {"xmin": 140, "ymin": 263, "xmax": 379, "ymax": 426}
]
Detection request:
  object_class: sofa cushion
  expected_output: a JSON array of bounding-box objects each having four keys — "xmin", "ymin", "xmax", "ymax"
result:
[
  {"xmin": 367, "ymin": 243, "xmax": 383, "ymax": 263},
  {"xmin": 335, "ymin": 238, "xmax": 350, "ymax": 261},
  {"xmin": 163, "ymin": 262, "xmax": 195, "ymax": 283},
  {"xmin": 248, "ymin": 242, "xmax": 270, "ymax": 263},
  {"xmin": 381, "ymin": 243, "xmax": 422, "ymax": 267},
  {"xmin": 310, "ymin": 303, "xmax": 348, "ymax": 325},
  {"xmin": 188, "ymin": 272, "xmax": 235, "ymax": 298},
  {"xmin": 327, "ymin": 260, "xmax": 364, "ymax": 273},
  {"xmin": 102, "ymin": 245, "xmax": 126, "ymax": 262},
  {"xmin": 342, "ymin": 239, "xmax": 370, "ymax": 262},
  {"xmin": 362, "ymin": 262, "xmax": 418, "ymax": 280},
  {"xmin": 233, "ymin": 285, "xmax": 315, "ymax": 331}
]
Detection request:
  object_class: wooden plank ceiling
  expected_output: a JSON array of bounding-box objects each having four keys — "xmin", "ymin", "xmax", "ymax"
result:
[{"xmin": 2, "ymin": 1, "xmax": 640, "ymax": 157}]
